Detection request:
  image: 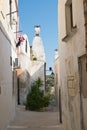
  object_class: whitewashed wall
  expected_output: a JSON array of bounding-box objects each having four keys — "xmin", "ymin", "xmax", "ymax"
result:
[
  {"xmin": 58, "ymin": 0, "xmax": 86, "ymax": 130},
  {"xmin": 0, "ymin": 0, "xmax": 18, "ymax": 129}
]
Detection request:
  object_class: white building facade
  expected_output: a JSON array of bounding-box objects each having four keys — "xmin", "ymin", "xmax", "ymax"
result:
[
  {"xmin": 58, "ymin": 0, "xmax": 87, "ymax": 130},
  {"xmin": 0, "ymin": 0, "xmax": 18, "ymax": 130},
  {"xmin": 31, "ymin": 25, "xmax": 46, "ymax": 93},
  {"xmin": 16, "ymin": 34, "xmax": 31, "ymax": 105}
]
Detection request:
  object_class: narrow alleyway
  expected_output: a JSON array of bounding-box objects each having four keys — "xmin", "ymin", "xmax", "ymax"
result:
[{"xmin": 7, "ymin": 105, "xmax": 62, "ymax": 130}]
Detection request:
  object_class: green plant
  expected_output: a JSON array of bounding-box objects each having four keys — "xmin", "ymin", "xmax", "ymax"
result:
[
  {"xmin": 26, "ymin": 77, "xmax": 44, "ymax": 111},
  {"xmin": 26, "ymin": 77, "xmax": 51, "ymax": 111},
  {"xmin": 43, "ymin": 95, "xmax": 50, "ymax": 107},
  {"xmin": 33, "ymin": 57, "xmax": 37, "ymax": 61},
  {"xmin": 26, "ymin": 77, "xmax": 54, "ymax": 111},
  {"xmin": 26, "ymin": 86, "xmax": 44, "ymax": 110},
  {"xmin": 35, "ymin": 77, "xmax": 43, "ymax": 88}
]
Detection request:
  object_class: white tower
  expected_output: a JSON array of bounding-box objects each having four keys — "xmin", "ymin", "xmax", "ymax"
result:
[{"xmin": 32, "ymin": 25, "xmax": 45, "ymax": 61}]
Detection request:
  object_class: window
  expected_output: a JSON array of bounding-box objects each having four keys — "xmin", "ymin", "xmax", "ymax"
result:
[
  {"xmin": 10, "ymin": 56, "xmax": 12, "ymax": 66},
  {"xmin": 65, "ymin": 0, "xmax": 73, "ymax": 34},
  {"xmin": 62, "ymin": 0, "xmax": 77, "ymax": 42},
  {"xmin": 15, "ymin": 58, "xmax": 18, "ymax": 67},
  {"xmin": 25, "ymin": 40, "xmax": 27, "ymax": 53}
]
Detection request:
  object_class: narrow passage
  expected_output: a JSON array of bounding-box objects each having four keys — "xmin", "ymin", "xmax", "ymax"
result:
[{"xmin": 7, "ymin": 105, "xmax": 62, "ymax": 130}]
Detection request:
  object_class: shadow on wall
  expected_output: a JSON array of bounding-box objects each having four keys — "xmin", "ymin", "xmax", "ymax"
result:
[
  {"xmin": 17, "ymin": 70, "xmax": 30, "ymax": 105},
  {"xmin": 31, "ymin": 62, "xmax": 46, "ymax": 92}
]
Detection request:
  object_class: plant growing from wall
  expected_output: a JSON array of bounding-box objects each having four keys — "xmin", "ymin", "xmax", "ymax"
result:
[{"xmin": 33, "ymin": 57, "xmax": 37, "ymax": 61}]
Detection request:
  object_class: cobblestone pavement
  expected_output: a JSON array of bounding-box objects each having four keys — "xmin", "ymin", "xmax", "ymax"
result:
[{"xmin": 7, "ymin": 105, "xmax": 63, "ymax": 130}]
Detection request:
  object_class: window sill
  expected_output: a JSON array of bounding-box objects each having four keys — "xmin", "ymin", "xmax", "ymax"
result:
[{"xmin": 62, "ymin": 26, "xmax": 77, "ymax": 42}]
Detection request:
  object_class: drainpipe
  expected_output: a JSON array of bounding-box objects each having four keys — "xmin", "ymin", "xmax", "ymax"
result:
[{"xmin": 83, "ymin": 0, "xmax": 87, "ymax": 71}]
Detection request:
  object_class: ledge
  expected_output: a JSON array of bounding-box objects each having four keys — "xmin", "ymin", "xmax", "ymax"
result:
[{"xmin": 62, "ymin": 26, "xmax": 77, "ymax": 42}]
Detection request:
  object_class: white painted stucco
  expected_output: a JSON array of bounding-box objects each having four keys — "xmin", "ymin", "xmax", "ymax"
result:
[
  {"xmin": 0, "ymin": 0, "xmax": 18, "ymax": 130},
  {"xmin": 16, "ymin": 34, "xmax": 31, "ymax": 105},
  {"xmin": 58, "ymin": 0, "xmax": 87, "ymax": 130},
  {"xmin": 17, "ymin": 34, "xmax": 30, "ymax": 72},
  {"xmin": 32, "ymin": 26, "xmax": 45, "ymax": 62},
  {"xmin": 31, "ymin": 26, "xmax": 46, "ymax": 93}
]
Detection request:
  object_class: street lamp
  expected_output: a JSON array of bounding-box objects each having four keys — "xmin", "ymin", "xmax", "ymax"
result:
[
  {"xmin": 46, "ymin": 67, "xmax": 52, "ymax": 72},
  {"xmin": 46, "ymin": 67, "xmax": 54, "ymax": 75}
]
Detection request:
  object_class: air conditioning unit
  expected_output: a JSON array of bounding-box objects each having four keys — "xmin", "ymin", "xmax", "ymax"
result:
[{"xmin": 13, "ymin": 58, "xmax": 19, "ymax": 69}]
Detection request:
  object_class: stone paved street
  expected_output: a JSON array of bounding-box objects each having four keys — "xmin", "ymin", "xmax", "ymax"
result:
[{"xmin": 7, "ymin": 106, "xmax": 62, "ymax": 130}]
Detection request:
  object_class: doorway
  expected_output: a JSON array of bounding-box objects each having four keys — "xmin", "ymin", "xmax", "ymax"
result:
[{"xmin": 78, "ymin": 54, "xmax": 87, "ymax": 130}]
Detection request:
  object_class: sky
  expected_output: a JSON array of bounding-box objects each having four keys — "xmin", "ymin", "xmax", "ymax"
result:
[{"xmin": 18, "ymin": 0, "xmax": 58, "ymax": 73}]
